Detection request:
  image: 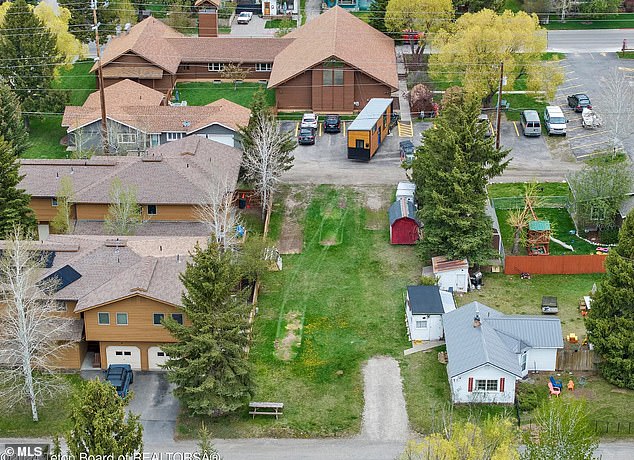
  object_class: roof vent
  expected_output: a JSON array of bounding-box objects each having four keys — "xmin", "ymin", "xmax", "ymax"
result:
[
  {"xmin": 473, "ymin": 309, "xmax": 481, "ymax": 328},
  {"xmin": 141, "ymin": 155, "xmax": 163, "ymax": 162},
  {"xmin": 124, "ymin": 22, "xmax": 131, "ymax": 33},
  {"xmin": 104, "ymin": 238, "xmax": 127, "ymax": 247},
  {"xmin": 182, "ymin": 121, "xmax": 191, "ymax": 127}
]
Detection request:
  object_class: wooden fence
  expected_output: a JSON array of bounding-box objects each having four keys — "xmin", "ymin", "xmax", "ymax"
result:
[
  {"xmin": 556, "ymin": 349, "xmax": 599, "ymax": 372},
  {"xmin": 504, "ymin": 254, "xmax": 606, "ymax": 275}
]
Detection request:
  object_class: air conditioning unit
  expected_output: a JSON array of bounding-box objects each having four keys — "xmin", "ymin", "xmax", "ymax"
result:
[{"xmin": 353, "ymin": 101, "xmax": 360, "ymax": 107}]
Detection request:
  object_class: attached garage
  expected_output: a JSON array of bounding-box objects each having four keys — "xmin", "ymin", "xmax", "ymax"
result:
[
  {"xmin": 196, "ymin": 133, "xmax": 234, "ymax": 147},
  {"xmin": 106, "ymin": 345, "xmax": 142, "ymax": 369},
  {"xmin": 148, "ymin": 346, "xmax": 169, "ymax": 370}
]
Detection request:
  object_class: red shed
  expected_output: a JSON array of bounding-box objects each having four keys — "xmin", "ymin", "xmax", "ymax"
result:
[{"xmin": 388, "ymin": 198, "xmax": 420, "ymax": 245}]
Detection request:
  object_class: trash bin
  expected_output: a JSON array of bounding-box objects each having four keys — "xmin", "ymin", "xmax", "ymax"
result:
[{"xmin": 238, "ymin": 198, "xmax": 247, "ymax": 209}]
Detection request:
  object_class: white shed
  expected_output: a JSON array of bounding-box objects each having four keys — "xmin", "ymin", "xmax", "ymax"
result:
[
  {"xmin": 432, "ymin": 256, "xmax": 470, "ymax": 293},
  {"xmin": 405, "ymin": 285, "xmax": 455, "ymax": 342},
  {"xmin": 396, "ymin": 181, "xmax": 416, "ymax": 202}
]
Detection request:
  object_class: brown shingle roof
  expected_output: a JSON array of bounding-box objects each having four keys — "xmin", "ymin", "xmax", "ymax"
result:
[
  {"xmin": 194, "ymin": 0, "xmax": 220, "ymax": 7},
  {"xmin": 62, "ymin": 98, "xmax": 250, "ymax": 133},
  {"xmin": 168, "ymin": 37, "xmax": 292, "ymax": 63},
  {"xmin": 83, "ymin": 79, "xmax": 165, "ymax": 108},
  {"xmin": 268, "ymin": 6, "xmax": 398, "ymax": 90},
  {"xmin": 93, "ymin": 16, "xmax": 184, "ymax": 74},
  {"xmin": 19, "ymin": 137, "xmax": 242, "ymax": 205}
]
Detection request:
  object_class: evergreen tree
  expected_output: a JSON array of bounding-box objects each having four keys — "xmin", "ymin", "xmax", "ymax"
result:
[
  {"xmin": 586, "ymin": 212, "xmax": 634, "ymax": 389},
  {"xmin": 411, "ymin": 93, "xmax": 509, "ymax": 264},
  {"xmin": 0, "ymin": 136, "xmax": 36, "ymax": 238},
  {"xmin": 0, "ymin": 0, "xmax": 63, "ymax": 115},
  {"xmin": 65, "ymin": 378, "xmax": 143, "ymax": 456},
  {"xmin": 0, "ymin": 81, "xmax": 28, "ymax": 157},
  {"xmin": 368, "ymin": 0, "xmax": 389, "ymax": 33},
  {"xmin": 162, "ymin": 243, "xmax": 254, "ymax": 416}
]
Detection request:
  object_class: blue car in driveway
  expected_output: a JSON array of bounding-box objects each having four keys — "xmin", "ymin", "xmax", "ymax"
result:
[{"xmin": 105, "ymin": 364, "xmax": 133, "ymax": 397}]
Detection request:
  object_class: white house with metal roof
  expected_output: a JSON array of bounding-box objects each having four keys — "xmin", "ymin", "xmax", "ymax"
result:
[
  {"xmin": 405, "ymin": 285, "xmax": 455, "ymax": 342},
  {"xmin": 443, "ymin": 302, "xmax": 564, "ymax": 404}
]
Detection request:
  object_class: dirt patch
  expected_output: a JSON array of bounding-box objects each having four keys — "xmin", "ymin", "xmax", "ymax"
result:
[
  {"xmin": 274, "ymin": 311, "xmax": 303, "ymax": 361},
  {"xmin": 320, "ymin": 238, "xmax": 339, "ymax": 246},
  {"xmin": 278, "ymin": 188, "xmax": 310, "ymax": 254}
]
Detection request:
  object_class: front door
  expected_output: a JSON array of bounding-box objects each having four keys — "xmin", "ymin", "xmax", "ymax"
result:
[{"xmin": 264, "ymin": 2, "xmax": 270, "ymax": 15}]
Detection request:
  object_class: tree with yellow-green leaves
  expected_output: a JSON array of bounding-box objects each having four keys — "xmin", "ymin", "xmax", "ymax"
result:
[
  {"xmin": 385, "ymin": 0, "xmax": 453, "ymax": 59},
  {"xmin": 400, "ymin": 417, "xmax": 519, "ymax": 459},
  {"xmin": 430, "ymin": 9, "xmax": 563, "ymax": 106}
]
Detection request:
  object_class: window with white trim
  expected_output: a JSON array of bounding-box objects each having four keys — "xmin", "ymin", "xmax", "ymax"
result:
[
  {"xmin": 98, "ymin": 312, "xmax": 110, "ymax": 325},
  {"xmin": 475, "ymin": 379, "xmax": 498, "ymax": 391},
  {"xmin": 153, "ymin": 313, "xmax": 165, "ymax": 325},
  {"xmin": 117, "ymin": 133, "xmax": 137, "ymax": 144},
  {"xmin": 171, "ymin": 313, "xmax": 184, "ymax": 325},
  {"xmin": 147, "ymin": 204, "xmax": 157, "ymax": 215},
  {"xmin": 51, "ymin": 198, "xmax": 58, "ymax": 207},
  {"xmin": 208, "ymin": 62, "xmax": 225, "ymax": 72},
  {"xmin": 415, "ymin": 320, "xmax": 428, "ymax": 329},
  {"xmin": 166, "ymin": 132, "xmax": 184, "ymax": 142},
  {"xmin": 116, "ymin": 312, "xmax": 128, "ymax": 325},
  {"xmin": 521, "ymin": 352, "xmax": 527, "ymax": 371},
  {"xmin": 256, "ymin": 62, "xmax": 272, "ymax": 72}
]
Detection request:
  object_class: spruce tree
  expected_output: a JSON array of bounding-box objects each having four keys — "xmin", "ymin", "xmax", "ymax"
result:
[
  {"xmin": 0, "ymin": 136, "xmax": 36, "ymax": 238},
  {"xmin": 0, "ymin": 81, "xmax": 29, "ymax": 157},
  {"xmin": 411, "ymin": 94, "xmax": 509, "ymax": 263},
  {"xmin": 586, "ymin": 212, "xmax": 634, "ymax": 389},
  {"xmin": 65, "ymin": 378, "xmax": 143, "ymax": 456},
  {"xmin": 0, "ymin": 0, "xmax": 63, "ymax": 114},
  {"xmin": 368, "ymin": 0, "xmax": 389, "ymax": 33},
  {"xmin": 162, "ymin": 243, "xmax": 254, "ymax": 416}
]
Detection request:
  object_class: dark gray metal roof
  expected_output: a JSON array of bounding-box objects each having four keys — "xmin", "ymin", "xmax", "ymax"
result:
[
  {"xmin": 388, "ymin": 199, "xmax": 419, "ymax": 226},
  {"xmin": 443, "ymin": 302, "xmax": 563, "ymax": 378},
  {"xmin": 407, "ymin": 285, "xmax": 453, "ymax": 315}
]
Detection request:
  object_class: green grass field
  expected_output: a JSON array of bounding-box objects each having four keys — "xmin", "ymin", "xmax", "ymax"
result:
[
  {"xmin": 0, "ymin": 374, "xmax": 84, "ymax": 437},
  {"xmin": 175, "ymin": 82, "xmax": 275, "ymax": 108},
  {"xmin": 178, "ymin": 186, "xmax": 421, "ymax": 438},
  {"xmin": 23, "ymin": 116, "xmax": 69, "ymax": 159},
  {"xmin": 617, "ymin": 51, "xmax": 634, "ymax": 59},
  {"xmin": 488, "ymin": 182, "xmax": 570, "ymax": 198},
  {"xmin": 544, "ymin": 13, "xmax": 634, "ymax": 30},
  {"xmin": 265, "ymin": 19, "xmax": 296, "ymax": 29},
  {"xmin": 54, "ymin": 61, "xmax": 97, "ymax": 106}
]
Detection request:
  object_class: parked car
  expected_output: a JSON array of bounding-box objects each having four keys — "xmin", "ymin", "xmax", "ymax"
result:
[
  {"xmin": 323, "ymin": 114, "xmax": 341, "ymax": 133},
  {"xmin": 399, "ymin": 140, "xmax": 415, "ymax": 164},
  {"xmin": 567, "ymin": 93, "xmax": 592, "ymax": 113},
  {"xmin": 477, "ymin": 114, "xmax": 493, "ymax": 138},
  {"xmin": 236, "ymin": 12, "xmax": 253, "ymax": 24},
  {"xmin": 544, "ymin": 106, "xmax": 567, "ymax": 136},
  {"xmin": 520, "ymin": 110, "xmax": 541, "ymax": 137},
  {"xmin": 105, "ymin": 364, "xmax": 133, "ymax": 397},
  {"xmin": 300, "ymin": 113, "xmax": 318, "ymax": 129},
  {"xmin": 298, "ymin": 127, "xmax": 316, "ymax": 145}
]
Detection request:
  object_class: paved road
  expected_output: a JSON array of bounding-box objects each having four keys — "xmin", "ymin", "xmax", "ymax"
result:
[
  {"xmin": 547, "ymin": 29, "xmax": 634, "ymax": 53},
  {"xmin": 229, "ymin": 15, "xmax": 276, "ymax": 37}
]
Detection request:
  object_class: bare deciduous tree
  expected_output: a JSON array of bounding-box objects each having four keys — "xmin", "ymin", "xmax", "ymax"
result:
[
  {"xmin": 221, "ymin": 63, "xmax": 249, "ymax": 90},
  {"xmin": 196, "ymin": 174, "xmax": 243, "ymax": 252},
  {"xmin": 240, "ymin": 113, "xmax": 296, "ymax": 219},
  {"xmin": 601, "ymin": 68, "xmax": 634, "ymax": 156},
  {"xmin": 51, "ymin": 176, "xmax": 74, "ymax": 235},
  {"xmin": 104, "ymin": 178, "xmax": 142, "ymax": 236},
  {"xmin": 0, "ymin": 228, "xmax": 78, "ymax": 422}
]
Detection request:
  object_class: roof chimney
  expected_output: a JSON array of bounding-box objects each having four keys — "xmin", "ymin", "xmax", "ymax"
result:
[
  {"xmin": 473, "ymin": 308, "xmax": 481, "ymax": 328},
  {"xmin": 196, "ymin": 0, "xmax": 218, "ymax": 38}
]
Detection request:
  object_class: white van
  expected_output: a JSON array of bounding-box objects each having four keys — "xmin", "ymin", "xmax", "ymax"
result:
[
  {"xmin": 544, "ymin": 106, "xmax": 567, "ymax": 136},
  {"xmin": 520, "ymin": 110, "xmax": 541, "ymax": 137}
]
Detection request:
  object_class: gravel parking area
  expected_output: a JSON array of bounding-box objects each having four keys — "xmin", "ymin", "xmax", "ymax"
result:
[{"xmin": 361, "ymin": 356, "xmax": 409, "ymax": 441}]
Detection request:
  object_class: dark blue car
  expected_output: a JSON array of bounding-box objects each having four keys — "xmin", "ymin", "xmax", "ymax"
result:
[{"xmin": 105, "ymin": 364, "xmax": 133, "ymax": 397}]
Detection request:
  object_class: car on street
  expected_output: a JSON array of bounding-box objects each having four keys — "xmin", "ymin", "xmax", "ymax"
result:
[
  {"xmin": 300, "ymin": 113, "xmax": 318, "ymax": 129},
  {"xmin": 323, "ymin": 114, "xmax": 341, "ymax": 133},
  {"xmin": 236, "ymin": 12, "xmax": 253, "ymax": 24},
  {"xmin": 477, "ymin": 114, "xmax": 493, "ymax": 138},
  {"xmin": 298, "ymin": 127, "xmax": 316, "ymax": 145},
  {"xmin": 567, "ymin": 93, "xmax": 592, "ymax": 112},
  {"xmin": 399, "ymin": 140, "xmax": 415, "ymax": 165},
  {"xmin": 105, "ymin": 364, "xmax": 133, "ymax": 397}
]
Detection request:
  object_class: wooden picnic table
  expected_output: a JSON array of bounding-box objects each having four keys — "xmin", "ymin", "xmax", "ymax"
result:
[{"xmin": 249, "ymin": 402, "xmax": 284, "ymax": 419}]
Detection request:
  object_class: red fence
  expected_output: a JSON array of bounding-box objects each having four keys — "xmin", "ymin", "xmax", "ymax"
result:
[{"xmin": 504, "ymin": 255, "xmax": 606, "ymax": 275}]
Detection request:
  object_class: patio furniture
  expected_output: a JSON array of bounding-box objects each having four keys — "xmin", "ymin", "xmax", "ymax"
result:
[
  {"xmin": 567, "ymin": 380, "xmax": 575, "ymax": 391},
  {"xmin": 542, "ymin": 296, "xmax": 558, "ymax": 315},
  {"xmin": 549, "ymin": 376, "xmax": 563, "ymax": 390},
  {"xmin": 548, "ymin": 381, "xmax": 561, "ymax": 397}
]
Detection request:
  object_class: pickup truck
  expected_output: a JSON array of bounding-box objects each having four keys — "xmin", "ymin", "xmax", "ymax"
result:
[{"xmin": 105, "ymin": 364, "xmax": 133, "ymax": 397}]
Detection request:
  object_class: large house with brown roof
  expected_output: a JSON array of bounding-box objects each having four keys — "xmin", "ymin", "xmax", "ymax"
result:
[
  {"xmin": 62, "ymin": 80, "xmax": 250, "ymax": 154},
  {"xmin": 3, "ymin": 235, "xmax": 205, "ymax": 370},
  {"xmin": 93, "ymin": 6, "xmax": 398, "ymax": 113},
  {"xmin": 20, "ymin": 136, "xmax": 242, "ymax": 234}
]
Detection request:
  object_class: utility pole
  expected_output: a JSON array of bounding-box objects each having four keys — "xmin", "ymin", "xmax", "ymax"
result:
[
  {"xmin": 495, "ymin": 61, "xmax": 504, "ymax": 150},
  {"xmin": 92, "ymin": 0, "xmax": 109, "ymax": 154}
]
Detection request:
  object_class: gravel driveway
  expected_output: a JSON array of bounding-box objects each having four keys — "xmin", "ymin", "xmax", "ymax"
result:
[{"xmin": 361, "ymin": 356, "xmax": 409, "ymax": 441}]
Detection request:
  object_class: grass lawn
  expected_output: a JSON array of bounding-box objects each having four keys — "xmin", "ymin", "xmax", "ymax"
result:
[
  {"xmin": 517, "ymin": 374, "xmax": 634, "ymax": 437},
  {"xmin": 175, "ymin": 82, "xmax": 275, "ymax": 108},
  {"xmin": 402, "ymin": 346, "xmax": 513, "ymax": 434},
  {"xmin": 0, "ymin": 374, "xmax": 84, "ymax": 437},
  {"xmin": 23, "ymin": 116, "xmax": 69, "ymax": 159},
  {"xmin": 617, "ymin": 51, "xmax": 634, "ymax": 59},
  {"xmin": 54, "ymin": 61, "xmax": 97, "ymax": 106},
  {"xmin": 458, "ymin": 273, "xmax": 602, "ymax": 337},
  {"xmin": 488, "ymin": 182, "xmax": 570, "ymax": 199},
  {"xmin": 265, "ymin": 19, "xmax": 296, "ymax": 29},
  {"xmin": 177, "ymin": 186, "xmax": 421, "ymax": 438},
  {"xmin": 502, "ymin": 0, "xmax": 522, "ymax": 12},
  {"xmin": 544, "ymin": 13, "xmax": 634, "ymax": 30}
]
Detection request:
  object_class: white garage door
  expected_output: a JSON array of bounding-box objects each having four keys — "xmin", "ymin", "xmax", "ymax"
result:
[
  {"xmin": 105, "ymin": 346, "xmax": 142, "ymax": 370},
  {"xmin": 148, "ymin": 346, "xmax": 169, "ymax": 370},
  {"xmin": 196, "ymin": 133, "xmax": 234, "ymax": 147}
]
